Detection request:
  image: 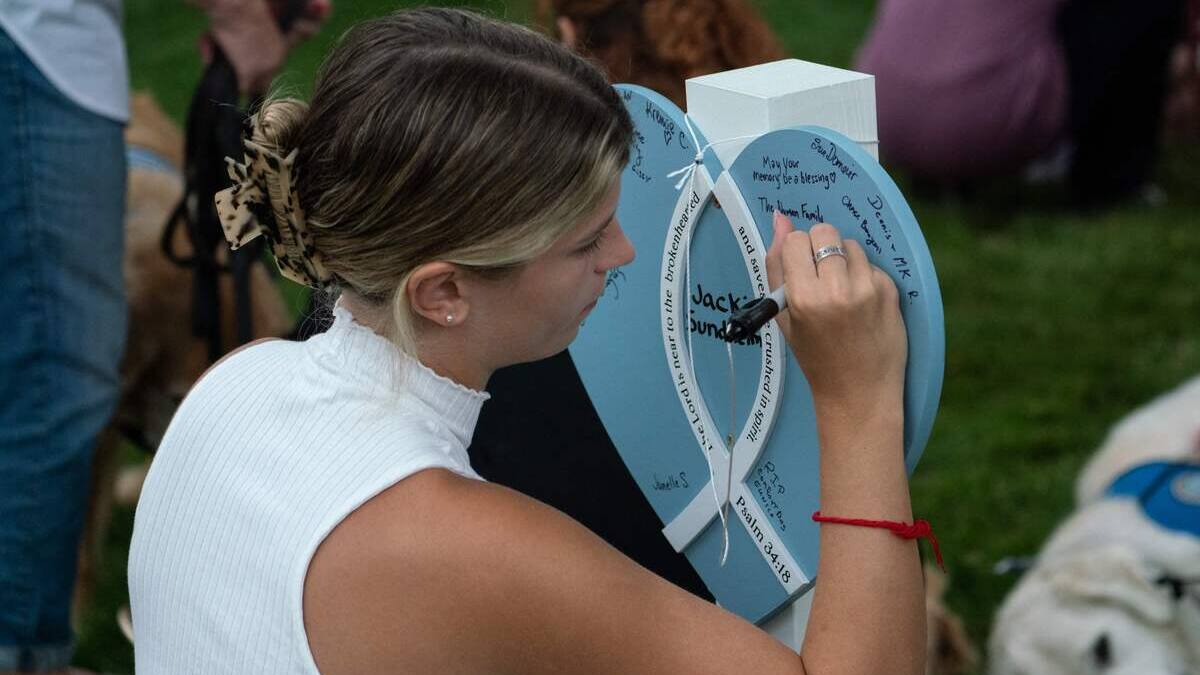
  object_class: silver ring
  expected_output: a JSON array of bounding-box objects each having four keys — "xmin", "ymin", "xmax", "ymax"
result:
[{"xmin": 812, "ymin": 244, "xmax": 847, "ymax": 264}]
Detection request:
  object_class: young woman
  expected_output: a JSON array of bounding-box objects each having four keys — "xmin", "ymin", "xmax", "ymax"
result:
[{"xmin": 129, "ymin": 8, "xmax": 924, "ymax": 674}]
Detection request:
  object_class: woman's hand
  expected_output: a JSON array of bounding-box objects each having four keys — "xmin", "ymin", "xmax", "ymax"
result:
[
  {"xmin": 764, "ymin": 211, "xmax": 907, "ymax": 415},
  {"xmin": 193, "ymin": 0, "xmax": 332, "ymax": 95}
]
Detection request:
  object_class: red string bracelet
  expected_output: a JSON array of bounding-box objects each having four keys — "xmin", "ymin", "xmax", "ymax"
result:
[{"xmin": 812, "ymin": 511, "xmax": 945, "ymax": 571}]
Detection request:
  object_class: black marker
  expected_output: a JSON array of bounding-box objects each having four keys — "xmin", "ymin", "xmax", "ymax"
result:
[{"xmin": 723, "ymin": 286, "xmax": 787, "ymax": 343}]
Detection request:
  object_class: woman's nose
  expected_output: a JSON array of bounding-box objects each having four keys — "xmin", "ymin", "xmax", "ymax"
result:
[{"xmin": 603, "ymin": 219, "xmax": 635, "ymax": 270}]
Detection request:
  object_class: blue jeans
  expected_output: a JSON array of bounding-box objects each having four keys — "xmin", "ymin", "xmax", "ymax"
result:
[{"xmin": 0, "ymin": 29, "xmax": 126, "ymax": 671}]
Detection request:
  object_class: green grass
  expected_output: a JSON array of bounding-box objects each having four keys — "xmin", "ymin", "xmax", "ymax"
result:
[{"xmin": 78, "ymin": 1, "xmax": 1200, "ymax": 671}]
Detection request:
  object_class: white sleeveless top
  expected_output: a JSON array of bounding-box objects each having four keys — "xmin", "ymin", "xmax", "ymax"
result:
[
  {"xmin": 128, "ymin": 305, "xmax": 488, "ymax": 673},
  {"xmin": 0, "ymin": 0, "xmax": 129, "ymax": 122}
]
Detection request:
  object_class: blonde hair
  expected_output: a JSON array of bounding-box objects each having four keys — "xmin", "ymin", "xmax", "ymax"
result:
[{"xmin": 246, "ymin": 8, "xmax": 633, "ymax": 353}]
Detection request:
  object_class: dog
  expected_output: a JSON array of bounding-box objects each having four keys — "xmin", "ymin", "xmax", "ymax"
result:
[
  {"xmin": 77, "ymin": 92, "xmax": 293, "ymax": 606},
  {"xmin": 1075, "ymin": 376, "xmax": 1200, "ymax": 505},
  {"xmin": 989, "ymin": 375, "xmax": 1200, "ymax": 675},
  {"xmin": 925, "ymin": 564, "xmax": 978, "ymax": 675}
]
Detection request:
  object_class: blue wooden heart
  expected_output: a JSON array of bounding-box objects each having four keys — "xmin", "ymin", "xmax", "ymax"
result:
[{"xmin": 569, "ymin": 84, "xmax": 944, "ymax": 623}]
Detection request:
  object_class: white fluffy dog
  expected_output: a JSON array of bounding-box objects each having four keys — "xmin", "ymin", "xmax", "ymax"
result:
[{"xmin": 989, "ymin": 376, "xmax": 1200, "ymax": 675}]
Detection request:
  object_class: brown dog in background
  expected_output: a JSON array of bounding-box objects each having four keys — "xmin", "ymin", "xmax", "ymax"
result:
[
  {"xmin": 925, "ymin": 564, "xmax": 978, "ymax": 675},
  {"xmin": 76, "ymin": 93, "xmax": 292, "ymax": 607}
]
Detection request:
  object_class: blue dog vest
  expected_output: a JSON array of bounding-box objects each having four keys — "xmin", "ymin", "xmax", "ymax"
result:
[{"xmin": 1106, "ymin": 461, "xmax": 1200, "ymax": 538}]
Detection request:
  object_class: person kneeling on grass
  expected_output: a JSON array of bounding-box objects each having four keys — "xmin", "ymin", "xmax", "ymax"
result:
[{"xmin": 128, "ymin": 8, "xmax": 924, "ymax": 674}]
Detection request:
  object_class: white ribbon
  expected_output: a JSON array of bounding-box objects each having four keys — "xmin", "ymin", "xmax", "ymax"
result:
[
  {"xmin": 666, "ymin": 114, "xmax": 758, "ymax": 192},
  {"xmin": 669, "ymin": 113, "xmax": 759, "ymax": 565},
  {"xmin": 658, "ymin": 159, "xmax": 801, "ymax": 591}
]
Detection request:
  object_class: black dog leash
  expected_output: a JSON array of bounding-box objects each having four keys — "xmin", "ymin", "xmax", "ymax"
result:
[{"xmin": 161, "ymin": 0, "xmax": 309, "ymax": 362}]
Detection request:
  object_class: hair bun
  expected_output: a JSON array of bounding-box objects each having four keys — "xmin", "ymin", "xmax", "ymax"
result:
[
  {"xmin": 247, "ymin": 98, "xmax": 308, "ymax": 158},
  {"xmin": 215, "ymin": 101, "xmax": 331, "ymax": 289}
]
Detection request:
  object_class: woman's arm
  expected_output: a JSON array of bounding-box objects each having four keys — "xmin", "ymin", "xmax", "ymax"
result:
[
  {"xmin": 767, "ymin": 215, "xmax": 924, "ymax": 675},
  {"xmin": 305, "ymin": 468, "xmax": 811, "ymax": 675},
  {"xmin": 305, "ymin": 216, "xmax": 921, "ymax": 674}
]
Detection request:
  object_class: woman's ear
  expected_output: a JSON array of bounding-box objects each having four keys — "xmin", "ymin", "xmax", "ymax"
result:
[
  {"xmin": 557, "ymin": 16, "xmax": 578, "ymax": 49},
  {"xmin": 406, "ymin": 261, "xmax": 470, "ymax": 328}
]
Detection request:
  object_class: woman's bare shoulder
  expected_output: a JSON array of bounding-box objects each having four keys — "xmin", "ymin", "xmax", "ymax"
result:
[
  {"xmin": 303, "ymin": 468, "xmax": 804, "ymax": 675},
  {"xmin": 303, "ymin": 468, "xmax": 609, "ymax": 672}
]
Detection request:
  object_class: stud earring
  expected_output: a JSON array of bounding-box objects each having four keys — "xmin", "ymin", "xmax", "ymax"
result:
[{"xmin": 446, "ymin": 314, "xmax": 454, "ymax": 325}]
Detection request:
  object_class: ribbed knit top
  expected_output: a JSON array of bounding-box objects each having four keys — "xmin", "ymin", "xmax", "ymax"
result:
[{"xmin": 128, "ymin": 304, "xmax": 489, "ymax": 674}]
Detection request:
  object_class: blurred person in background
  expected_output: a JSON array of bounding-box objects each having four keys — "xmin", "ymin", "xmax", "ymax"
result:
[
  {"xmin": 541, "ymin": 0, "xmax": 785, "ymax": 106},
  {"xmin": 468, "ymin": 0, "xmax": 786, "ymax": 603},
  {"xmin": 855, "ymin": 0, "xmax": 1189, "ymax": 210},
  {"xmin": 0, "ymin": 1, "xmax": 327, "ymax": 671}
]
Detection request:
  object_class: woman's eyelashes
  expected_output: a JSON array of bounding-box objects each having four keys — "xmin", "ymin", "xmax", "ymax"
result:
[{"xmin": 576, "ymin": 225, "xmax": 609, "ymax": 255}]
